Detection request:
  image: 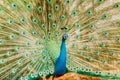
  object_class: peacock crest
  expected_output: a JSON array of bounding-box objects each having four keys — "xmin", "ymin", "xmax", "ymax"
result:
[{"xmin": 0, "ymin": 0, "xmax": 120, "ymax": 80}]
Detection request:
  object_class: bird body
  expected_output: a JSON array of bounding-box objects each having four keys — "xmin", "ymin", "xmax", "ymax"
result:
[
  {"xmin": 54, "ymin": 34, "xmax": 68, "ymax": 76},
  {"xmin": 0, "ymin": 0, "xmax": 120, "ymax": 80}
]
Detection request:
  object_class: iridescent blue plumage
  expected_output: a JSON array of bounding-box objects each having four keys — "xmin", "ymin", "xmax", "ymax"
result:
[{"xmin": 54, "ymin": 33, "xmax": 68, "ymax": 76}]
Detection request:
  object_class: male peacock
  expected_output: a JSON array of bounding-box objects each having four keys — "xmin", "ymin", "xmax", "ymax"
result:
[{"xmin": 0, "ymin": 0, "xmax": 120, "ymax": 80}]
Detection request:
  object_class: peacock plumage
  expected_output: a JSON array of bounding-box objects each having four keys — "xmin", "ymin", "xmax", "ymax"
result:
[{"xmin": 0, "ymin": 0, "xmax": 120, "ymax": 80}]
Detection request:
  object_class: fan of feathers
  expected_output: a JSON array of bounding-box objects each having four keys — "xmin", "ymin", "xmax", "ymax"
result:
[{"xmin": 0, "ymin": 0, "xmax": 120, "ymax": 80}]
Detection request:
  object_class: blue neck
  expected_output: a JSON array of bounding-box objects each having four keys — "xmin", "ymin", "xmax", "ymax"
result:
[
  {"xmin": 54, "ymin": 38, "xmax": 67, "ymax": 75},
  {"xmin": 59, "ymin": 39, "xmax": 66, "ymax": 61}
]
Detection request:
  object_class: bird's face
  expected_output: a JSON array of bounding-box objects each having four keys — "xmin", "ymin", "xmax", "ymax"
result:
[{"xmin": 62, "ymin": 34, "xmax": 69, "ymax": 40}]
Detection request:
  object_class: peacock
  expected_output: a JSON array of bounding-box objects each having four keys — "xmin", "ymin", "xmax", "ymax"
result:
[{"xmin": 0, "ymin": 0, "xmax": 120, "ymax": 80}]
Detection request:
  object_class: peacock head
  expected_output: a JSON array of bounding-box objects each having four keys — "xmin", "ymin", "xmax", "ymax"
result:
[{"xmin": 62, "ymin": 33, "xmax": 69, "ymax": 40}]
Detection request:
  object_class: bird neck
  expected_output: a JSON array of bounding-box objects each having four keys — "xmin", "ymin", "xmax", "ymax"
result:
[{"xmin": 59, "ymin": 39, "xmax": 66, "ymax": 59}]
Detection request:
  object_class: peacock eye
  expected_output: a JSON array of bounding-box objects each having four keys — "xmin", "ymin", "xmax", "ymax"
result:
[
  {"xmin": 66, "ymin": 0, "xmax": 71, "ymax": 4},
  {"xmin": 117, "ymin": 62, "xmax": 120, "ymax": 65},
  {"xmin": 95, "ymin": 51, "xmax": 100, "ymax": 55},
  {"xmin": 102, "ymin": 14, "xmax": 108, "ymax": 19},
  {"xmin": 114, "ymin": 3, "xmax": 119, "ymax": 8},
  {"xmin": 15, "ymin": 46, "xmax": 21, "ymax": 52},
  {"xmin": 114, "ymin": 74, "xmax": 117, "ymax": 76},
  {"xmin": 61, "ymin": 15, "xmax": 66, "ymax": 20},
  {"xmin": 9, "ymin": 34, "xmax": 15, "ymax": 39},
  {"xmin": 12, "ymin": 68, "xmax": 17, "ymax": 73},
  {"xmin": 13, "ymin": 4, "xmax": 16, "ymax": 7},
  {"xmin": 96, "ymin": 71, "xmax": 99, "ymax": 74},
  {"xmin": 7, "ymin": 51, "xmax": 12, "ymax": 56},
  {"xmin": 0, "ymin": 39, "xmax": 4, "ymax": 45},
  {"xmin": 33, "ymin": 31, "xmax": 37, "ymax": 35},
  {"xmin": 89, "ymin": 69, "xmax": 91, "ymax": 71},
  {"xmin": 81, "ymin": 68, "xmax": 85, "ymax": 71},
  {"xmin": 109, "ymin": 52, "xmax": 115, "ymax": 56},
  {"xmin": 41, "ymin": 24, "xmax": 46, "ymax": 29},
  {"xmin": 72, "ymin": 11, "xmax": 78, "ymax": 16},
  {"xmin": 31, "ymin": 73, "xmax": 35, "ymax": 78},
  {"xmin": 115, "ymin": 37, "xmax": 120, "ymax": 42},
  {"xmin": 97, "ymin": 0, "xmax": 104, "ymax": 3},
  {"xmin": 89, "ymin": 24, "xmax": 95, "ymax": 29},
  {"xmin": 27, "ymin": 6, "xmax": 30, "ymax": 8},
  {"xmin": 48, "ymin": 13, "xmax": 52, "ymax": 19},
  {"xmin": 108, "ymin": 72, "xmax": 110, "ymax": 75},
  {"xmin": 32, "ymin": 18, "xmax": 38, "ymax": 24},
  {"xmin": 32, "ymin": 50, "xmax": 38, "ymax": 54},
  {"xmin": 89, "ymin": 37, "xmax": 94, "ymax": 42},
  {"xmin": 55, "ymin": 5, "xmax": 59, "ymax": 11},
  {"xmin": 26, "ymin": 5, "xmax": 32, "ymax": 10},
  {"xmin": 24, "ymin": 53, "xmax": 29, "ymax": 58},
  {"xmin": 103, "ymin": 32, "xmax": 109, "ymax": 36},
  {"xmin": 47, "ymin": 0, "xmax": 52, "ymax": 4},
  {"xmin": 38, "ymin": 7, "xmax": 42, "ymax": 13},
  {"xmin": 21, "ymin": 31, "xmax": 26, "ymax": 36},
  {"xmin": 0, "ymin": 59, "xmax": 6, "ymax": 64},
  {"xmin": 26, "ymin": 42, "xmax": 31, "ymax": 47},
  {"xmin": 17, "ymin": 59, "xmax": 22, "ymax": 65},
  {"xmin": 87, "ymin": 10, "xmax": 93, "ymax": 15},
  {"xmin": 0, "ymin": 8, "xmax": 2, "ymax": 11},
  {"xmin": 100, "ymin": 42, "xmax": 106, "ymax": 47},
  {"xmin": 8, "ymin": 20, "xmax": 14, "ymax": 25},
  {"xmin": 39, "ymin": 72, "xmax": 42, "ymax": 76},
  {"xmin": 36, "ymin": 41, "xmax": 41, "ymax": 46},
  {"xmin": 52, "ymin": 23, "xmax": 57, "ymax": 29}
]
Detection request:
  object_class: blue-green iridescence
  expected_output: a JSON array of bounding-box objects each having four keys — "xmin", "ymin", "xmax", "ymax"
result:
[
  {"xmin": 87, "ymin": 10, "xmax": 93, "ymax": 15},
  {"xmin": 55, "ymin": 5, "xmax": 59, "ymax": 11},
  {"xmin": 66, "ymin": 0, "xmax": 71, "ymax": 4},
  {"xmin": 115, "ymin": 37, "xmax": 120, "ymax": 42},
  {"xmin": 103, "ymin": 32, "xmax": 109, "ymax": 36},
  {"xmin": 109, "ymin": 52, "xmax": 115, "ymax": 56},
  {"xmin": 61, "ymin": 15, "xmax": 66, "ymax": 20},
  {"xmin": 52, "ymin": 23, "xmax": 57, "ymax": 29},
  {"xmin": 89, "ymin": 24, "xmax": 95, "ymax": 29},
  {"xmin": 32, "ymin": 18, "xmax": 38, "ymax": 24},
  {"xmin": 32, "ymin": 31, "xmax": 38, "ymax": 37},
  {"xmin": 38, "ymin": 6, "xmax": 42, "ymax": 13},
  {"xmin": 26, "ymin": 42, "xmax": 31, "ymax": 47},
  {"xmin": 12, "ymin": 3, "xmax": 17, "ymax": 9},
  {"xmin": 8, "ymin": 20, "xmax": 14, "ymax": 25},
  {"xmin": 48, "ymin": 13, "xmax": 52, "ymax": 19},
  {"xmin": 100, "ymin": 42, "xmax": 106, "ymax": 47},
  {"xmin": 20, "ymin": 18, "xmax": 26, "ymax": 24},
  {"xmin": 75, "ymin": 23, "xmax": 81, "ymax": 28},
  {"xmin": 95, "ymin": 51, "xmax": 100, "ymax": 55},
  {"xmin": 36, "ymin": 41, "xmax": 41, "ymax": 46},
  {"xmin": 9, "ymin": 34, "xmax": 15, "ymax": 39},
  {"xmin": 0, "ymin": 39, "xmax": 4, "ymax": 45},
  {"xmin": 97, "ymin": 0, "xmax": 105, "ymax": 3},
  {"xmin": 21, "ymin": 31, "xmax": 26, "ymax": 36},
  {"xmin": 114, "ymin": 3, "xmax": 119, "ymax": 8},
  {"xmin": 15, "ymin": 46, "xmax": 21, "ymax": 52},
  {"xmin": 0, "ymin": 7, "xmax": 3, "ymax": 14},
  {"xmin": 72, "ymin": 10, "xmax": 78, "ymax": 16},
  {"xmin": 47, "ymin": 0, "xmax": 52, "ymax": 4},
  {"xmin": 7, "ymin": 51, "xmax": 12, "ymax": 56},
  {"xmin": 89, "ymin": 37, "xmax": 94, "ymax": 42},
  {"xmin": 102, "ymin": 14, "xmax": 108, "ymax": 19},
  {"xmin": 26, "ymin": 5, "xmax": 32, "ymax": 11},
  {"xmin": 41, "ymin": 24, "xmax": 46, "ymax": 29}
]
